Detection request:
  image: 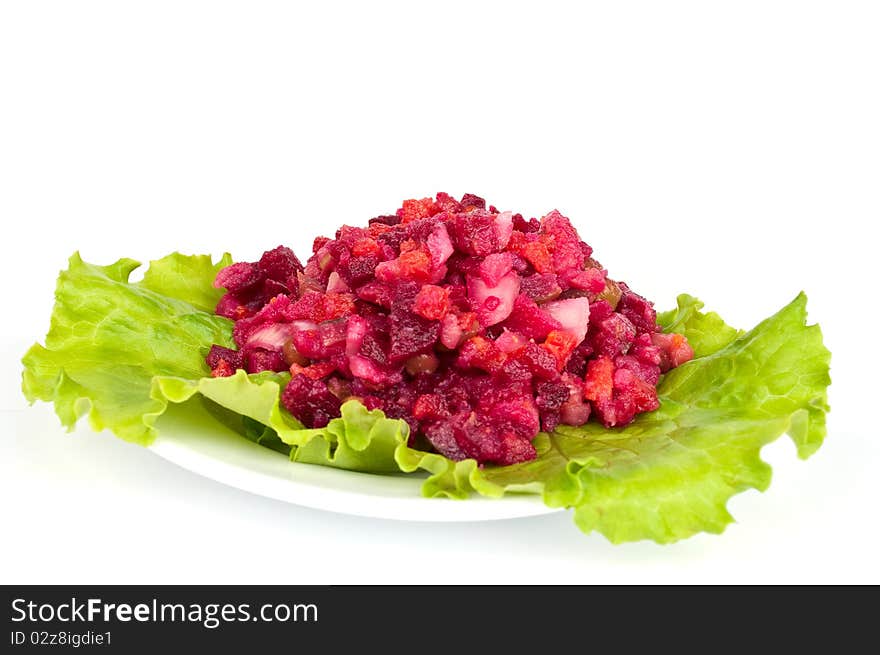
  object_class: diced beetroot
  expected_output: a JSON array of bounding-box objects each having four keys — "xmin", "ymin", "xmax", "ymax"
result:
[
  {"xmin": 513, "ymin": 214, "xmax": 541, "ymax": 233},
  {"xmin": 591, "ymin": 367, "xmax": 660, "ymax": 427},
  {"xmin": 289, "ymin": 328, "xmax": 321, "ymax": 361},
  {"xmin": 422, "ymin": 420, "xmax": 468, "ymax": 461},
  {"xmin": 536, "ymin": 381, "xmax": 570, "ymax": 411},
  {"xmin": 503, "ymin": 294, "xmax": 562, "ymax": 340},
  {"xmin": 218, "ymin": 283, "xmax": 284, "ymax": 321},
  {"xmin": 317, "ymin": 320, "xmax": 348, "ymax": 355},
  {"xmin": 617, "ymin": 286, "xmax": 657, "ymax": 334},
  {"xmin": 460, "ymin": 193, "xmax": 486, "ymax": 210},
  {"xmin": 561, "ymin": 267, "xmax": 606, "ymax": 293},
  {"xmin": 355, "ymin": 281, "xmax": 394, "ymax": 309},
  {"xmin": 359, "ymin": 333, "xmax": 390, "ymax": 366},
  {"xmin": 434, "ymin": 192, "xmax": 463, "ymax": 213},
  {"xmin": 520, "ymin": 273, "xmax": 562, "ymax": 303},
  {"xmin": 209, "ymin": 192, "xmax": 692, "ymax": 466},
  {"xmin": 358, "ymin": 332, "xmax": 389, "ymax": 368},
  {"xmin": 244, "ymin": 347, "xmax": 287, "ymax": 373},
  {"xmin": 412, "ymin": 394, "xmax": 449, "ymax": 421},
  {"xmin": 337, "ymin": 254, "xmax": 380, "ymax": 287},
  {"xmin": 373, "ymin": 259, "xmax": 401, "ymax": 284},
  {"xmin": 467, "ymin": 270, "xmax": 520, "ymax": 326},
  {"xmin": 282, "ymin": 374, "xmax": 342, "ymax": 428},
  {"xmin": 541, "ymin": 411, "xmax": 561, "ymax": 433},
  {"xmin": 215, "ymin": 292, "xmax": 255, "ymax": 320},
  {"xmin": 289, "ymin": 361, "xmax": 336, "ymax": 380},
  {"xmin": 451, "ymin": 210, "xmax": 499, "ymax": 257},
  {"xmin": 517, "ymin": 342, "xmax": 559, "ymax": 380},
  {"xmin": 445, "ymin": 253, "xmax": 479, "ymax": 277},
  {"xmin": 258, "ymin": 246, "xmax": 303, "ymax": 285},
  {"xmin": 541, "ymin": 297, "xmax": 591, "ymax": 344},
  {"xmin": 564, "ymin": 350, "xmax": 589, "ymax": 378},
  {"xmin": 214, "ymin": 261, "xmax": 263, "ymax": 292},
  {"xmin": 622, "ymin": 333, "xmax": 662, "ymax": 385},
  {"xmin": 631, "ymin": 332, "xmax": 661, "ymax": 362},
  {"xmin": 211, "ymin": 359, "xmax": 235, "ymax": 378},
  {"xmin": 622, "ymin": 369, "xmax": 660, "ymax": 414},
  {"xmin": 389, "ymin": 310, "xmax": 440, "ymax": 363},
  {"xmin": 614, "ymin": 353, "xmax": 661, "ymax": 387},
  {"xmin": 454, "ymin": 419, "xmax": 501, "ymax": 462},
  {"xmin": 285, "ymin": 292, "xmax": 323, "ymax": 323},
  {"xmin": 541, "ymin": 210, "xmax": 586, "ymax": 273},
  {"xmin": 206, "ymin": 345, "xmax": 243, "ymax": 373},
  {"xmin": 535, "ymin": 382, "xmax": 570, "ymax": 432},
  {"xmin": 500, "ymin": 357, "xmax": 533, "ymax": 382},
  {"xmin": 369, "ymin": 214, "xmax": 402, "ymax": 227},
  {"xmin": 590, "ymin": 312, "xmax": 637, "ymax": 358},
  {"xmin": 488, "ymin": 398, "xmax": 541, "ymax": 439},
  {"xmin": 494, "ymin": 433, "xmax": 537, "ymax": 466},
  {"xmin": 429, "ymin": 264, "xmax": 448, "ymax": 285},
  {"xmin": 588, "ymin": 299, "xmax": 614, "ymax": 325},
  {"xmin": 262, "ymin": 278, "xmax": 290, "ymax": 299}
]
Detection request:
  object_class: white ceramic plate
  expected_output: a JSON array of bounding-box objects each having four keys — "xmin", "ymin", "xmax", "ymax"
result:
[{"xmin": 149, "ymin": 403, "xmax": 558, "ymax": 522}]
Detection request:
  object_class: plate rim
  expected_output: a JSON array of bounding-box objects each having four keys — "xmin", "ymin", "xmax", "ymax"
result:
[{"xmin": 148, "ymin": 427, "xmax": 560, "ymax": 523}]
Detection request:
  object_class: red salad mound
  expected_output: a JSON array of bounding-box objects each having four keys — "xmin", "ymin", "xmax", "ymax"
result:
[{"xmin": 206, "ymin": 193, "xmax": 694, "ymax": 465}]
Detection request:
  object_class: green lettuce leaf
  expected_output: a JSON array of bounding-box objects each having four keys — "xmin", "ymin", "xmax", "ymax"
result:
[
  {"xmin": 656, "ymin": 293, "xmax": 742, "ymax": 357},
  {"xmin": 22, "ymin": 252, "xmax": 831, "ymax": 544},
  {"xmin": 156, "ymin": 372, "xmax": 406, "ymax": 474},
  {"xmin": 447, "ymin": 292, "xmax": 830, "ymax": 543},
  {"xmin": 22, "ymin": 252, "xmax": 234, "ymax": 444}
]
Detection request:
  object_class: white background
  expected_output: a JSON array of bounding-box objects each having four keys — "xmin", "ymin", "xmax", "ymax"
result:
[{"xmin": 2, "ymin": 1, "xmax": 878, "ymax": 584}]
